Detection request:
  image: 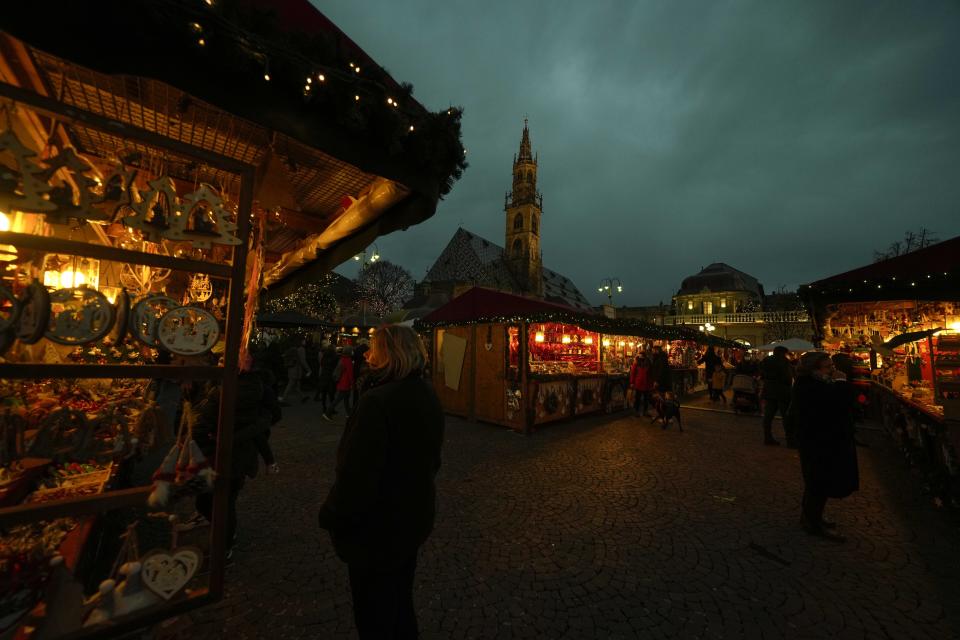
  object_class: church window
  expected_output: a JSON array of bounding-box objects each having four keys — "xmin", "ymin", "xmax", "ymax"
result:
[
  {"xmin": 512, "ymin": 238, "xmax": 523, "ymax": 256},
  {"xmin": 531, "ymin": 215, "xmax": 538, "ymax": 234},
  {"xmin": 513, "ymin": 213, "xmax": 523, "ymax": 230}
]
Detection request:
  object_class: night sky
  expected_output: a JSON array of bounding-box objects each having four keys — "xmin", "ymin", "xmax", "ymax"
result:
[{"xmin": 324, "ymin": 1, "xmax": 960, "ymax": 306}]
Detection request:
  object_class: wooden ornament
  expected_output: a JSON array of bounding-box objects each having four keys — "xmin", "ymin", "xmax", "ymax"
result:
[
  {"xmin": 45, "ymin": 287, "xmax": 115, "ymax": 345},
  {"xmin": 16, "ymin": 279, "xmax": 51, "ymax": 345},
  {"xmin": 157, "ymin": 306, "xmax": 220, "ymax": 356},
  {"xmin": 0, "ymin": 128, "xmax": 56, "ymax": 214},
  {"xmin": 140, "ymin": 547, "xmax": 201, "ymax": 601},
  {"xmin": 130, "ymin": 295, "xmax": 179, "ymax": 347},
  {"xmin": 170, "ymin": 183, "xmax": 241, "ymax": 249},
  {"xmin": 39, "ymin": 147, "xmax": 110, "ymax": 225},
  {"xmin": 123, "ymin": 177, "xmax": 178, "ymax": 244},
  {"xmin": 92, "ymin": 166, "xmax": 138, "ymax": 222}
]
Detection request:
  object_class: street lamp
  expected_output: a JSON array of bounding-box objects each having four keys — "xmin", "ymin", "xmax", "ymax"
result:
[
  {"xmin": 699, "ymin": 322, "xmax": 715, "ymax": 334},
  {"xmin": 597, "ymin": 277, "xmax": 623, "ymax": 305}
]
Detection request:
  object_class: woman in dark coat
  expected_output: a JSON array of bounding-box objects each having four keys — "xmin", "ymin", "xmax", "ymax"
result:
[
  {"xmin": 318, "ymin": 325, "xmax": 444, "ymax": 639},
  {"xmin": 788, "ymin": 351, "xmax": 859, "ymax": 542}
]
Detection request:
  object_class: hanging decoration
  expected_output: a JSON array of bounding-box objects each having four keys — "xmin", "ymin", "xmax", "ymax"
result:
[
  {"xmin": 45, "ymin": 288, "xmax": 115, "ymax": 346},
  {"xmin": 156, "ymin": 307, "xmax": 220, "ymax": 356},
  {"xmin": 130, "ymin": 295, "xmax": 180, "ymax": 348},
  {"xmin": 39, "ymin": 147, "xmax": 110, "ymax": 226},
  {"xmin": 0, "ymin": 128, "xmax": 56, "ymax": 214},
  {"xmin": 187, "ymin": 273, "xmax": 213, "ymax": 303},
  {"xmin": 124, "ymin": 179, "xmax": 240, "ymax": 248},
  {"xmin": 139, "ymin": 547, "xmax": 201, "ymax": 601}
]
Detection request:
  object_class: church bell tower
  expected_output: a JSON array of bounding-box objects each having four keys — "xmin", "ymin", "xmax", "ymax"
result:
[{"xmin": 505, "ymin": 119, "xmax": 544, "ymax": 297}]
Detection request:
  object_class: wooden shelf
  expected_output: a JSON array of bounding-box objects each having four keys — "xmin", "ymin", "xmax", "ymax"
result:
[{"xmin": 0, "ymin": 486, "xmax": 151, "ymax": 528}]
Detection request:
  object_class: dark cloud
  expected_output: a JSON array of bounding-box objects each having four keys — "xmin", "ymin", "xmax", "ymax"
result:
[{"xmin": 323, "ymin": 0, "xmax": 960, "ymax": 304}]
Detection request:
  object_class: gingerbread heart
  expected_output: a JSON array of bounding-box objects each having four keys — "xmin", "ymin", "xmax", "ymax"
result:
[{"xmin": 140, "ymin": 547, "xmax": 201, "ymax": 601}]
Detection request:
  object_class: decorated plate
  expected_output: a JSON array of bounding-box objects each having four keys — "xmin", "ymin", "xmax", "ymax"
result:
[
  {"xmin": 130, "ymin": 295, "xmax": 180, "ymax": 347},
  {"xmin": 45, "ymin": 287, "xmax": 115, "ymax": 345},
  {"xmin": 157, "ymin": 306, "xmax": 220, "ymax": 356},
  {"xmin": 15, "ymin": 280, "xmax": 50, "ymax": 345}
]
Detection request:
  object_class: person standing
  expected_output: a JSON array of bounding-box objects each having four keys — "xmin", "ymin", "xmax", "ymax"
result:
[
  {"xmin": 318, "ymin": 324, "xmax": 444, "ymax": 639},
  {"xmin": 352, "ymin": 339, "xmax": 370, "ymax": 409},
  {"xmin": 280, "ymin": 337, "xmax": 310, "ymax": 405},
  {"xmin": 699, "ymin": 346, "xmax": 722, "ymax": 401},
  {"xmin": 759, "ymin": 346, "xmax": 793, "ymax": 446},
  {"xmin": 323, "ymin": 345, "xmax": 355, "ymax": 421},
  {"xmin": 629, "ymin": 354, "xmax": 653, "ymax": 417},
  {"xmin": 789, "ymin": 351, "xmax": 859, "ymax": 542},
  {"xmin": 314, "ymin": 340, "xmax": 339, "ymax": 411},
  {"xmin": 651, "ymin": 345, "xmax": 673, "ymax": 394}
]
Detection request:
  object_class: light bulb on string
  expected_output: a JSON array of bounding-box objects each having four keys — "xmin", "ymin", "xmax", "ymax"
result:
[
  {"xmin": 263, "ymin": 57, "xmax": 271, "ymax": 82},
  {"xmin": 317, "ymin": 73, "xmax": 325, "ymax": 82}
]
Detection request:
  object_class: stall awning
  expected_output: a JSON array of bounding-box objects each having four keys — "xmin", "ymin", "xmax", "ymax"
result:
[
  {"xmin": 417, "ymin": 287, "xmax": 746, "ymax": 349},
  {"xmin": 0, "ymin": 0, "xmax": 466, "ymax": 294},
  {"xmin": 801, "ymin": 235, "xmax": 960, "ymax": 303},
  {"xmin": 420, "ymin": 287, "xmax": 581, "ymax": 325}
]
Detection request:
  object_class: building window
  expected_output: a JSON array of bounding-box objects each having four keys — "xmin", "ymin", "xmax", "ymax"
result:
[
  {"xmin": 531, "ymin": 215, "xmax": 538, "ymax": 234},
  {"xmin": 704, "ymin": 301, "xmax": 713, "ymax": 315},
  {"xmin": 512, "ymin": 238, "xmax": 523, "ymax": 256},
  {"xmin": 513, "ymin": 213, "xmax": 523, "ymax": 230},
  {"xmin": 687, "ymin": 301, "xmax": 694, "ymax": 310},
  {"xmin": 720, "ymin": 298, "xmax": 727, "ymax": 309}
]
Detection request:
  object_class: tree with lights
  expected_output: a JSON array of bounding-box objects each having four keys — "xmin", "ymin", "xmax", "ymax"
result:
[
  {"xmin": 264, "ymin": 275, "xmax": 341, "ymax": 321},
  {"xmin": 355, "ymin": 260, "xmax": 414, "ymax": 318}
]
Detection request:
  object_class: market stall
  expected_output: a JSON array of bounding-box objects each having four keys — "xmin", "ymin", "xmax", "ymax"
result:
[
  {"xmin": 801, "ymin": 236, "xmax": 960, "ymax": 505},
  {"xmin": 417, "ymin": 287, "xmax": 743, "ymax": 433},
  {"xmin": 0, "ymin": 1, "xmax": 465, "ymax": 635}
]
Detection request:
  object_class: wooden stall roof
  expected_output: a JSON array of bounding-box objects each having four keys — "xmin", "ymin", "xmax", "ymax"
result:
[
  {"xmin": 0, "ymin": 0, "xmax": 466, "ymax": 292},
  {"xmin": 417, "ymin": 287, "xmax": 746, "ymax": 349},
  {"xmin": 801, "ymin": 235, "xmax": 960, "ymax": 305}
]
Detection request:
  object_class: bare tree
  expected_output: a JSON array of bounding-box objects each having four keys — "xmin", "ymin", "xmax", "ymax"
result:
[
  {"xmin": 763, "ymin": 287, "xmax": 808, "ymax": 343},
  {"xmin": 355, "ymin": 260, "xmax": 415, "ymax": 317},
  {"xmin": 874, "ymin": 228, "xmax": 939, "ymax": 262}
]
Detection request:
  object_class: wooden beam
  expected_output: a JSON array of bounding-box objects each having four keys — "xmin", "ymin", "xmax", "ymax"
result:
[
  {"xmin": 275, "ymin": 206, "xmax": 334, "ymax": 233},
  {"xmin": 0, "ymin": 231, "xmax": 232, "ymax": 278},
  {"xmin": 0, "ymin": 487, "xmax": 150, "ymax": 528}
]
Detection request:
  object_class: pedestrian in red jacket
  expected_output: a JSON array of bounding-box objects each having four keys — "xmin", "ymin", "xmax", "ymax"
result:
[
  {"xmin": 629, "ymin": 354, "xmax": 653, "ymax": 417},
  {"xmin": 323, "ymin": 346, "xmax": 355, "ymax": 420}
]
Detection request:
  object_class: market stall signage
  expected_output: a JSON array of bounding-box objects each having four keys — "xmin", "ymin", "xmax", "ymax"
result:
[{"xmin": 0, "ymin": 127, "xmax": 240, "ymax": 248}]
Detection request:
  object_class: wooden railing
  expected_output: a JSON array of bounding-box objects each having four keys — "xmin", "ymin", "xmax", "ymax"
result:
[{"xmin": 665, "ymin": 311, "xmax": 809, "ymax": 325}]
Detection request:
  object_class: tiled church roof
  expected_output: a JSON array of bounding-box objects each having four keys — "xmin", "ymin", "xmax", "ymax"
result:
[{"xmin": 423, "ymin": 228, "xmax": 592, "ymax": 311}]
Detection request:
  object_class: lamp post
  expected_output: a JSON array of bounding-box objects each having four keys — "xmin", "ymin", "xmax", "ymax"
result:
[
  {"xmin": 353, "ymin": 244, "xmax": 381, "ymax": 327},
  {"xmin": 597, "ymin": 277, "xmax": 623, "ymax": 306}
]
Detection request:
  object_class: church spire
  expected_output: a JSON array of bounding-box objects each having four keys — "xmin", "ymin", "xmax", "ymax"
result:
[{"xmin": 516, "ymin": 118, "xmax": 533, "ymax": 164}]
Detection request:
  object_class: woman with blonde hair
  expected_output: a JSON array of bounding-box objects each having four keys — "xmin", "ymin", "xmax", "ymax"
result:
[{"xmin": 318, "ymin": 324, "xmax": 444, "ymax": 639}]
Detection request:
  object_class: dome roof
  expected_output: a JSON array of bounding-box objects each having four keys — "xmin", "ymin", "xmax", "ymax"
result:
[{"xmin": 677, "ymin": 263, "xmax": 763, "ymax": 297}]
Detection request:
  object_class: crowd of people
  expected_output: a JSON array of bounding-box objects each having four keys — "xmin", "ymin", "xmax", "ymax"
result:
[{"xmin": 627, "ymin": 343, "xmax": 860, "ymax": 544}]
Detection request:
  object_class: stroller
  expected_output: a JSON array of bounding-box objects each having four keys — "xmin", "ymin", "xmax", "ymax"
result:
[{"xmin": 731, "ymin": 374, "xmax": 760, "ymax": 414}]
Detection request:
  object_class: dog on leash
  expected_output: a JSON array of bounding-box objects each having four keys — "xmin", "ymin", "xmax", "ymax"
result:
[{"xmin": 651, "ymin": 390, "xmax": 682, "ymax": 431}]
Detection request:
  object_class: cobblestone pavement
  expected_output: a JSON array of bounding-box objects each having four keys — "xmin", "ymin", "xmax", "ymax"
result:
[{"xmin": 156, "ymin": 400, "xmax": 960, "ymax": 639}]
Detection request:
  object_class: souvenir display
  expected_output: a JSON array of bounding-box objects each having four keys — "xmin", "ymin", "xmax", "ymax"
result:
[
  {"xmin": 130, "ymin": 295, "xmax": 180, "ymax": 347},
  {"xmin": 157, "ymin": 306, "xmax": 220, "ymax": 356},
  {"xmin": 140, "ymin": 547, "xmax": 201, "ymax": 601},
  {"xmin": 45, "ymin": 288, "xmax": 115, "ymax": 346}
]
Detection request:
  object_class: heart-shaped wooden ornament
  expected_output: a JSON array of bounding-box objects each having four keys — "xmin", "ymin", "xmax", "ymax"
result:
[{"xmin": 140, "ymin": 547, "xmax": 201, "ymax": 601}]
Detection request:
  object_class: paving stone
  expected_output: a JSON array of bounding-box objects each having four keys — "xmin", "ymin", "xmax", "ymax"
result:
[{"xmin": 152, "ymin": 403, "xmax": 960, "ymax": 639}]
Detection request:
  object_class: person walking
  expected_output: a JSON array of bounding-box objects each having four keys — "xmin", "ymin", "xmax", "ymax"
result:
[
  {"xmin": 314, "ymin": 340, "xmax": 339, "ymax": 411},
  {"xmin": 699, "ymin": 346, "xmax": 723, "ymax": 401},
  {"xmin": 759, "ymin": 346, "xmax": 793, "ymax": 446},
  {"xmin": 788, "ymin": 351, "xmax": 859, "ymax": 542},
  {"xmin": 280, "ymin": 337, "xmax": 310, "ymax": 405},
  {"xmin": 323, "ymin": 345, "xmax": 355, "ymax": 421},
  {"xmin": 318, "ymin": 324, "xmax": 445, "ymax": 639},
  {"xmin": 629, "ymin": 354, "xmax": 653, "ymax": 417}
]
